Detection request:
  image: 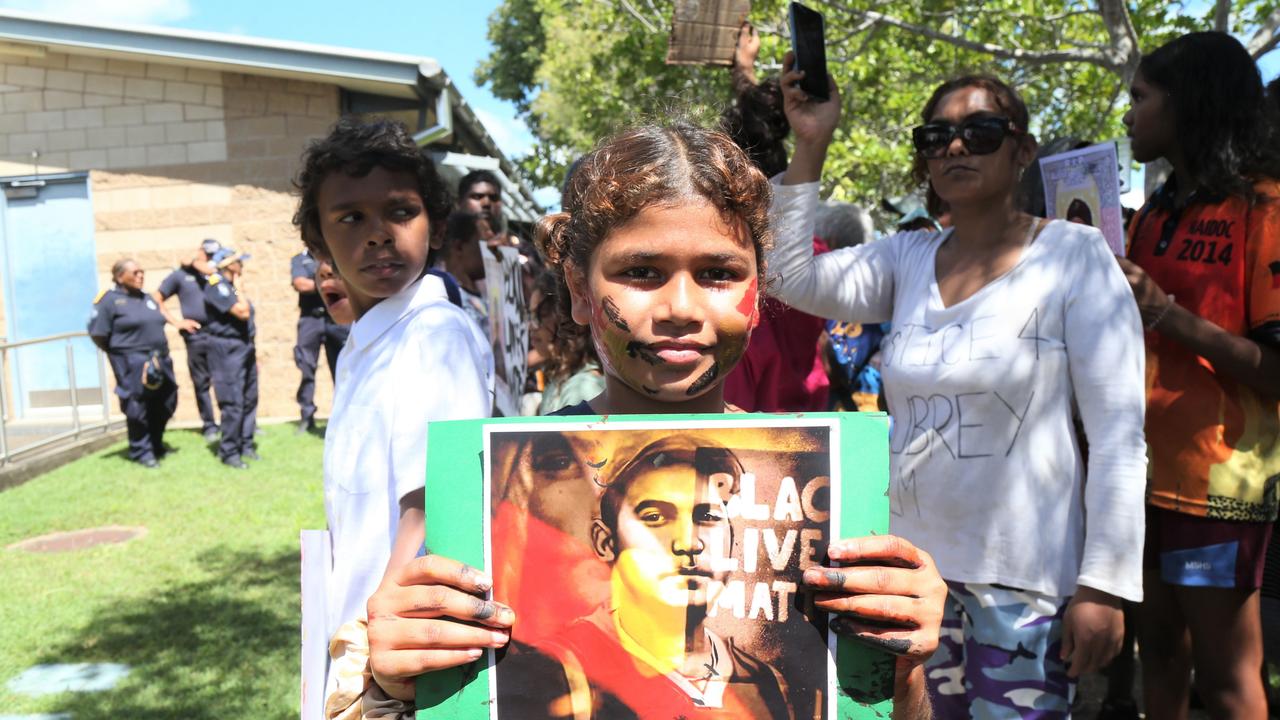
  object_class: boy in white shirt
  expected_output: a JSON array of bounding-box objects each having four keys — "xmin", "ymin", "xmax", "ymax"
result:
[{"xmin": 292, "ymin": 118, "xmax": 494, "ymax": 644}]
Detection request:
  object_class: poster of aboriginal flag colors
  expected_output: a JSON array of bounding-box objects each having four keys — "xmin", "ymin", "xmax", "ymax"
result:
[{"xmin": 417, "ymin": 412, "xmax": 894, "ymax": 719}]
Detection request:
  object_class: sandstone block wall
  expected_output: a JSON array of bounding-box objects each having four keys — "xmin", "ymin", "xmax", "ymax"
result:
[{"xmin": 0, "ymin": 50, "xmax": 342, "ymax": 424}]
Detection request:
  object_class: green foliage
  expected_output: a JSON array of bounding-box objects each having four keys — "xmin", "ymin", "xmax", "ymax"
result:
[
  {"xmin": 0, "ymin": 424, "xmax": 325, "ymax": 718},
  {"xmin": 479, "ymin": 1, "xmax": 1279, "ymax": 206}
]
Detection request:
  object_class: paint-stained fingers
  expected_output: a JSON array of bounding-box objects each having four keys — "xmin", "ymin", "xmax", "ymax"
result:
[
  {"xmin": 814, "ymin": 593, "xmax": 926, "ymax": 629},
  {"xmin": 826, "ymin": 534, "xmax": 930, "ymax": 568},
  {"xmin": 803, "ymin": 564, "xmax": 924, "ymax": 597},
  {"xmin": 829, "ymin": 615, "xmax": 932, "ymax": 662},
  {"xmin": 369, "ymin": 583, "xmax": 515, "ymax": 628},
  {"xmin": 368, "ymin": 616, "xmax": 510, "ymax": 652},
  {"xmin": 390, "ymin": 553, "xmax": 493, "ymax": 595}
]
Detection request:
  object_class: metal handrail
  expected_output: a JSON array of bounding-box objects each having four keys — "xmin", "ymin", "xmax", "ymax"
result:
[
  {"xmin": 0, "ymin": 330, "xmax": 89, "ymax": 351},
  {"xmin": 0, "ymin": 330, "xmax": 117, "ymax": 466}
]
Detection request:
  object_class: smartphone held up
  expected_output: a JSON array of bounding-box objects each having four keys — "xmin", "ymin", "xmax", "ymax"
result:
[{"xmin": 789, "ymin": 2, "xmax": 830, "ymax": 102}]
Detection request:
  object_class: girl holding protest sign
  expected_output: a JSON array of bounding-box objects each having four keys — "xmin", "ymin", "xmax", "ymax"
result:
[
  {"xmin": 767, "ymin": 56, "xmax": 1147, "ymax": 715},
  {"xmin": 338, "ymin": 121, "xmax": 948, "ymax": 719},
  {"xmin": 1119, "ymin": 32, "xmax": 1280, "ymax": 719}
]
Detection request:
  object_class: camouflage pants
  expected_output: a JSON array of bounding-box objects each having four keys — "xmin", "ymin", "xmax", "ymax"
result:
[{"xmin": 926, "ymin": 581, "xmax": 1073, "ymax": 719}]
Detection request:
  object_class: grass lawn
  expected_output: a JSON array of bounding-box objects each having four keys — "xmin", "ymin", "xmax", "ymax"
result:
[{"xmin": 0, "ymin": 422, "xmax": 325, "ymax": 718}]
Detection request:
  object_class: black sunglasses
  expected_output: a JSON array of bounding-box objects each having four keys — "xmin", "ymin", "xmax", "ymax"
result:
[{"xmin": 911, "ymin": 116, "xmax": 1022, "ymax": 158}]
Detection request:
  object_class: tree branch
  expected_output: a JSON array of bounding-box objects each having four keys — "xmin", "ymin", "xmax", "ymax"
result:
[
  {"xmin": 843, "ymin": 8, "xmax": 1119, "ymax": 70},
  {"xmin": 1213, "ymin": 0, "xmax": 1231, "ymax": 32},
  {"xmin": 1097, "ymin": 0, "xmax": 1141, "ymax": 82},
  {"xmin": 616, "ymin": 0, "xmax": 661, "ymax": 34},
  {"xmin": 1248, "ymin": 6, "xmax": 1280, "ymax": 58}
]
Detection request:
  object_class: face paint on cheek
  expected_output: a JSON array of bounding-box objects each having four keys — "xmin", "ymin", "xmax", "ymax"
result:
[
  {"xmin": 735, "ymin": 277, "xmax": 760, "ymax": 329},
  {"xmin": 685, "ymin": 362, "xmax": 720, "ymax": 396},
  {"xmin": 601, "ymin": 297, "xmax": 630, "ymax": 333}
]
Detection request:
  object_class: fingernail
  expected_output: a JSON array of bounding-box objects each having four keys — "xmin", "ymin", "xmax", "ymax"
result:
[
  {"xmin": 474, "ymin": 573, "xmax": 493, "ymax": 592},
  {"xmin": 490, "ymin": 630, "xmax": 510, "ymax": 646},
  {"xmin": 803, "ymin": 568, "xmax": 824, "ymax": 585},
  {"xmin": 496, "ymin": 606, "xmax": 516, "ymax": 626},
  {"xmin": 467, "ymin": 648, "xmax": 483, "ymax": 659}
]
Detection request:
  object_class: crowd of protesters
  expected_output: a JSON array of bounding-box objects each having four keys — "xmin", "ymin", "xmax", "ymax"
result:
[{"xmin": 87, "ymin": 22, "xmax": 1280, "ymax": 719}]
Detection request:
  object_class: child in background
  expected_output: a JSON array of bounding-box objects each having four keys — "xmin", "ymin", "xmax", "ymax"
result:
[
  {"xmin": 528, "ymin": 271, "xmax": 604, "ymax": 415},
  {"xmin": 1120, "ymin": 32, "xmax": 1280, "ymax": 718},
  {"xmin": 348, "ymin": 121, "xmax": 947, "ymax": 719},
  {"xmin": 291, "ymin": 118, "xmax": 494, "ymax": 663}
]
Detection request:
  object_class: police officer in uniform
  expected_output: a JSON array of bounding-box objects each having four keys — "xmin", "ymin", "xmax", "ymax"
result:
[
  {"xmin": 290, "ymin": 248, "xmax": 349, "ymax": 433},
  {"xmin": 89, "ymin": 258, "xmax": 178, "ymax": 468},
  {"xmin": 153, "ymin": 238, "xmax": 220, "ymax": 442},
  {"xmin": 204, "ymin": 249, "xmax": 257, "ymax": 469}
]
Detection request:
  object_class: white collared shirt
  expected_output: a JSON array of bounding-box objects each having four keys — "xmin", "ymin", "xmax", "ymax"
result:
[{"xmin": 324, "ymin": 273, "xmax": 494, "ymax": 638}]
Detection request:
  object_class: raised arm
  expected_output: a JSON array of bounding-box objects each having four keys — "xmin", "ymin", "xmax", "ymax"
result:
[{"xmin": 767, "ymin": 52, "xmax": 898, "ymax": 324}]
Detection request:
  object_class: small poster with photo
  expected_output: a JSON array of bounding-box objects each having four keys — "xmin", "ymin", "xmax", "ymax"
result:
[
  {"xmin": 1039, "ymin": 141, "xmax": 1126, "ymax": 255},
  {"xmin": 417, "ymin": 412, "xmax": 895, "ymax": 719},
  {"xmin": 482, "ymin": 245, "xmax": 529, "ymax": 416}
]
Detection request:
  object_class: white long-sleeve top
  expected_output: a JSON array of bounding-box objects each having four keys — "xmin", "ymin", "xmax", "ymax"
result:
[{"xmin": 769, "ymin": 181, "xmax": 1146, "ymax": 601}]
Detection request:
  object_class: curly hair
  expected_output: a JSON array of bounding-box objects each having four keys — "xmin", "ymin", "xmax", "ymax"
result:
[
  {"xmin": 720, "ymin": 77, "xmax": 790, "ymax": 178},
  {"xmin": 292, "ymin": 117, "xmax": 452, "ymax": 258},
  {"xmin": 1139, "ymin": 32, "xmax": 1280, "ymax": 203},
  {"xmin": 535, "ymin": 121, "xmax": 773, "ymax": 347},
  {"xmin": 531, "ymin": 270, "xmax": 599, "ymax": 382},
  {"xmin": 911, "ymin": 75, "xmax": 1032, "ymax": 218}
]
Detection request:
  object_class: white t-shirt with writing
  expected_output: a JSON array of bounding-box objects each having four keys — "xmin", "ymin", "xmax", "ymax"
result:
[
  {"xmin": 768, "ymin": 181, "xmax": 1146, "ymax": 601},
  {"xmin": 324, "ymin": 274, "xmax": 494, "ymax": 640}
]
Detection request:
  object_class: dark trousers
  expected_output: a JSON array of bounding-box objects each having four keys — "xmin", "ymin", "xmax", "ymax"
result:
[
  {"xmin": 183, "ymin": 331, "xmax": 217, "ymax": 432},
  {"xmin": 108, "ymin": 351, "xmax": 177, "ymax": 463},
  {"xmin": 294, "ymin": 313, "xmax": 348, "ymax": 423},
  {"xmin": 209, "ymin": 335, "xmax": 255, "ymax": 460}
]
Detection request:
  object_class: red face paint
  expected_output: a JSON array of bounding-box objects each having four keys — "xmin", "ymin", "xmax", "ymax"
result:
[{"xmin": 735, "ymin": 276, "xmax": 759, "ymax": 330}]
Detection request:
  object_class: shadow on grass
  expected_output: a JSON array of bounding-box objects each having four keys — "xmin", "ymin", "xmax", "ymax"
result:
[{"xmin": 34, "ymin": 546, "xmax": 299, "ymax": 719}]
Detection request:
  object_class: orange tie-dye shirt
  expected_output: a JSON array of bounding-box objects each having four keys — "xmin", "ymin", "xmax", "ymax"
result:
[{"xmin": 1128, "ymin": 178, "xmax": 1280, "ymax": 521}]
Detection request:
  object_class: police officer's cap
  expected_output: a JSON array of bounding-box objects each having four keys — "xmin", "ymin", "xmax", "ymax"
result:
[
  {"xmin": 201, "ymin": 238, "xmax": 222, "ymax": 257},
  {"xmin": 212, "ymin": 248, "xmax": 251, "ymax": 270}
]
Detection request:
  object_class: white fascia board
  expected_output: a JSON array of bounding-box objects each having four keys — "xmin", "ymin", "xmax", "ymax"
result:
[{"xmin": 0, "ymin": 9, "xmax": 439, "ymax": 98}]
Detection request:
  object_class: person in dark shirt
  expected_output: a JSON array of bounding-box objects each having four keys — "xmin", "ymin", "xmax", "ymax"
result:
[
  {"xmin": 153, "ymin": 238, "xmax": 221, "ymax": 441},
  {"xmin": 89, "ymin": 258, "xmax": 177, "ymax": 468},
  {"xmin": 203, "ymin": 248, "xmax": 257, "ymax": 469},
  {"xmin": 290, "ymin": 248, "xmax": 349, "ymax": 433}
]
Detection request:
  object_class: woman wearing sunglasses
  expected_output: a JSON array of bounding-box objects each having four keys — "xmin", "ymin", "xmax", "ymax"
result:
[
  {"xmin": 767, "ymin": 55, "xmax": 1147, "ymax": 717},
  {"xmin": 1117, "ymin": 32, "xmax": 1280, "ymax": 719}
]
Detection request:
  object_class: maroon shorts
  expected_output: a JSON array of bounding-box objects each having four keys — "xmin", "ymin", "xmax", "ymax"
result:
[{"xmin": 1144, "ymin": 506, "xmax": 1273, "ymax": 590}]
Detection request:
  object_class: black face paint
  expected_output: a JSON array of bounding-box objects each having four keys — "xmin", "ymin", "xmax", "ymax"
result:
[
  {"xmin": 854, "ymin": 634, "xmax": 912, "ymax": 656},
  {"xmin": 625, "ymin": 341, "xmax": 662, "ymax": 366},
  {"xmin": 641, "ymin": 385, "xmax": 660, "ymax": 395},
  {"xmin": 824, "ymin": 570, "xmax": 847, "ymax": 587},
  {"xmin": 685, "ymin": 362, "xmax": 719, "ymax": 396},
  {"xmin": 601, "ymin": 296, "xmax": 629, "ymax": 333}
]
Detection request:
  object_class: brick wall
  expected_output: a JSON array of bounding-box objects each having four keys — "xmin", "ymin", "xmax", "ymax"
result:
[{"xmin": 0, "ymin": 50, "xmax": 341, "ymax": 424}]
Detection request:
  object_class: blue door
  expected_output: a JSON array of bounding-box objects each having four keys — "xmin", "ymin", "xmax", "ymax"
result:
[{"xmin": 0, "ymin": 173, "xmax": 100, "ymax": 416}]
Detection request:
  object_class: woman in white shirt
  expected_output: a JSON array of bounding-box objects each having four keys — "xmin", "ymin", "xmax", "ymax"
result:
[{"xmin": 769, "ymin": 56, "xmax": 1147, "ymax": 717}]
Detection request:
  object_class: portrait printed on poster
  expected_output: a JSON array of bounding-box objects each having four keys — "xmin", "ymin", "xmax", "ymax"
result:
[
  {"xmin": 482, "ymin": 419, "xmax": 840, "ymax": 719},
  {"xmin": 1039, "ymin": 141, "xmax": 1126, "ymax": 255}
]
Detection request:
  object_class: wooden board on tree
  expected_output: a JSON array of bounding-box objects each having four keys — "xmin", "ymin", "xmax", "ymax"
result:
[{"xmin": 665, "ymin": 0, "xmax": 751, "ymax": 66}]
